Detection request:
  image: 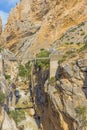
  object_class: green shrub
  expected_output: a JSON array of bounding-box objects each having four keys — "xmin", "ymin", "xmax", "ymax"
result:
[
  {"xmin": 70, "ymin": 42, "xmax": 74, "ymax": 44},
  {"xmin": 71, "ymin": 37, "xmax": 74, "ymax": 39},
  {"xmin": 77, "ymin": 42, "xmax": 81, "ymax": 45},
  {"xmin": 80, "ymin": 29, "xmax": 83, "ymax": 31},
  {"xmin": 48, "ymin": 77, "xmax": 56, "ymax": 85},
  {"xmin": 36, "ymin": 49, "xmax": 50, "ymax": 69},
  {"xmin": 58, "ymin": 58, "xmax": 66, "ymax": 63},
  {"xmin": 81, "ymin": 32, "xmax": 85, "ymax": 36},
  {"xmin": 78, "ymin": 42, "xmax": 87, "ymax": 52},
  {"xmin": 5, "ymin": 74, "xmax": 11, "ymax": 80},
  {"xmin": 58, "ymin": 55, "xmax": 67, "ymax": 63},
  {"xmin": 25, "ymin": 61, "xmax": 31, "ymax": 70},
  {"xmin": 24, "ymin": 81, "xmax": 27, "ymax": 85},
  {"xmin": 0, "ymin": 47, "xmax": 3, "ymax": 53},
  {"xmin": 76, "ymin": 106, "xmax": 87, "ymax": 127},
  {"xmin": 19, "ymin": 64, "xmax": 28, "ymax": 77},
  {"xmin": 65, "ymin": 42, "xmax": 70, "ymax": 45},
  {"xmin": 78, "ymin": 22, "xmax": 85, "ymax": 28},
  {"xmin": 18, "ymin": 62, "xmax": 31, "ymax": 78},
  {"xmin": 8, "ymin": 110, "xmax": 25, "ymax": 125},
  {"xmin": 0, "ymin": 91, "xmax": 6, "ymax": 106},
  {"xmin": 40, "ymin": 48, "xmax": 45, "ymax": 51},
  {"xmin": 65, "ymin": 42, "xmax": 74, "ymax": 45},
  {"xmin": 84, "ymin": 42, "xmax": 87, "ymax": 48},
  {"xmin": 58, "ymin": 49, "xmax": 76, "ymax": 63}
]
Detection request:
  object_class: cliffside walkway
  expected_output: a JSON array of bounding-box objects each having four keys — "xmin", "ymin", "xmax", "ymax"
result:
[{"xmin": 0, "ymin": 53, "xmax": 59, "ymax": 78}]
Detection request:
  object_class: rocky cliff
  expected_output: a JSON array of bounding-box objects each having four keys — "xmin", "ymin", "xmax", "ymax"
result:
[
  {"xmin": 0, "ymin": 0, "xmax": 87, "ymax": 130},
  {"xmin": 27, "ymin": 50, "xmax": 87, "ymax": 130},
  {"xmin": 43, "ymin": 57, "xmax": 87, "ymax": 130},
  {"xmin": 1, "ymin": 0, "xmax": 87, "ymax": 62},
  {"xmin": 53, "ymin": 21, "xmax": 87, "ymax": 48},
  {"xmin": 0, "ymin": 76, "xmax": 19, "ymax": 130}
]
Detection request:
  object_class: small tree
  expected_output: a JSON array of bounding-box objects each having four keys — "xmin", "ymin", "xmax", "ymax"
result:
[
  {"xmin": 0, "ymin": 90, "xmax": 6, "ymax": 106},
  {"xmin": 18, "ymin": 61, "xmax": 31, "ymax": 79},
  {"xmin": 36, "ymin": 49, "xmax": 50, "ymax": 69},
  {"xmin": 8, "ymin": 110, "xmax": 25, "ymax": 125},
  {"xmin": 18, "ymin": 64, "xmax": 28, "ymax": 77}
]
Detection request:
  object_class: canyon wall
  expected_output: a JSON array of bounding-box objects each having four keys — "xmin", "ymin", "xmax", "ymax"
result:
[
  {"xmin": 1, "ymin": 0, "xmax": 87, "ymax": 62},
  {"xmin": 32, "ymin": 54, "xmax": 87, "ymax": 130},
  {"xmin": 0, "ymin": 0, "xmax": 87, "ymax": 130}
]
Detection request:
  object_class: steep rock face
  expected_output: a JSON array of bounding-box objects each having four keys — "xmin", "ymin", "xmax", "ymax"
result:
[
  {"xmin": 1, "ymin": 0, "xmax": 87, "ymax": 62},
  {"xmin": 0, "ymin": 76, "xmax": 19, "ymax": 130},
  {"xmin": 35, "ymin": 55, "xmax": 87, "ymax": 130},
  {"xmin": 0, "ymin": 0, "xmax": 87, "ymax": 129},
  {"xmin": 54, "ymin": 21, "xmax": 87, "ymax": 47}
]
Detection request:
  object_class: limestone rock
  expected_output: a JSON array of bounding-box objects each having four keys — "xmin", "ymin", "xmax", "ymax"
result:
[
  {"xmin": 62, "ymin": 64, "xmax": 73, "ymax": 78},
  {"xmin": 28, "ymin": 108, "xmax": 35, "ymax": 116},
  {"xmin": 77, "ymin": 58, "xmax": 87, "ymax": 70},
  {"xmin": 73, "ymin": 65, "xmax": 81, "ymax": 80},
  {"xmin": 18, "ymin": 115, "xmax": 38, "ymax": 130},
  {"xmin": 0, "ymin": 0, "xmax": 87, "ymax": 130},
  {"xmin": 43, "ymin": 56, "xmax": 87, "ymax": 130},
  {"xmin": 1, "ymin": 0, "xmax": 87, "ymax": 62}
]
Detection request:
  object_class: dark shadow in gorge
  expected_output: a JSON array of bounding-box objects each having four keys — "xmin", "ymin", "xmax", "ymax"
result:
[
  {"xmin": 55, "ymin": 64, "xmax": 63, "ymax": 80},
  {"xmin": 29, "ymin": 67, "xmax": 49, "ymax": 129},
  {"xmin": 33, "ymin": 84, "xmax": 45, "ymax": 129}
]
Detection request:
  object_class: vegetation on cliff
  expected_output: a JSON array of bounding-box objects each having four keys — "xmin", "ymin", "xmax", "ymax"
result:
[
  {"xmin": 0, "ymin": 91, "xmax": 6, "ymax": 106},
  {"xmin": 36, "ymin": 49, "xmax": 50, "ymax": 69},
  {"xmin": 76, "ymin": 106, "xmax": 87, "ymax": 128},
  {"xmin": 8, "ymin": 110, "xmax": 25, "ymax": 125},
  {"xmin": 18, "ymin": 61, "xmax": 31, "ymax": 78}
]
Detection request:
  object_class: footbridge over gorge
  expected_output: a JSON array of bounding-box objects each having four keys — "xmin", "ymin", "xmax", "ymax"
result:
[{"xmin": 0, "ymin": 53, "xmax": 59, "ymax": 79}]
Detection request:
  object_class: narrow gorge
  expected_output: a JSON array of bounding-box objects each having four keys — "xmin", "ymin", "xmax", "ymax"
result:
[{"xmin": 0, "ymin": 0, "xmax": 87, "ymax": 130}]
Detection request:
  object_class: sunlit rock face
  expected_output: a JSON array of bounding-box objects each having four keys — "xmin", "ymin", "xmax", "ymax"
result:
[
  {"xmin": 0, "ymin": 0, "xmax": 87, "ymax": 130},
  {"xmin": 1, "ymin": 0, "xmax": 87, "ymax": 62},
  {"xmin": 33, "ymin": 55, "xmax": 87, "ymax": 130}
]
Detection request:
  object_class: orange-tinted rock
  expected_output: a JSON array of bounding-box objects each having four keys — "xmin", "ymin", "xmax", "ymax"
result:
[{"xmin": 1, "ymin": 0, "xmax": 87, "ymax": 61}]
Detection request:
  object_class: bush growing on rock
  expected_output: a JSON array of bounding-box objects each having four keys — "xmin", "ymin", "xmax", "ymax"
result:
[
  {"xmin": 76, "ymin": 106, "xmax": 87, "ymax": 128},
  {"xmin": 18, "ymin": 64, "xmax": 28, "ymax": 77},
  {"xmin": 8, "ymin": 109, "xmax": 25, "ymax": 125},
  {"xmin": 18, "ymin": 62, "xmax": 31, "ymax": 78},
  {"xmin": 36, "ymin": 49, "xmax": 50, "ymax": 69},
  {"xmin": 5, "ymin": 74, "xmax": 11, "ymax": 80},
  {"xmin": 0, "ymin": 47, "xmax": 3, "ymax": 53},
  {"xmin": 48, "ymin": 77, "xmax": 56, "ymax": 85},
  {"xmin": 84, "ymin": 41, "xmax": 87, "ymax": 48},
  {"xmin": 78, "ymin": 42, "xmax": 87, "ymax": 52},
  {"xmin": 0, "ymin": 90, "xmax": 6, "ymax": 106}
]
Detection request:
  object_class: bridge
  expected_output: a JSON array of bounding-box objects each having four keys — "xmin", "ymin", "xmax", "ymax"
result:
[{"xmin": 0, "ymin": 53, "xmax": 59, "ymax": 79}]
